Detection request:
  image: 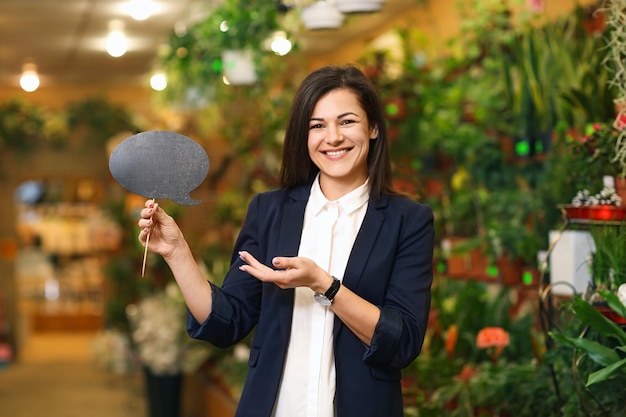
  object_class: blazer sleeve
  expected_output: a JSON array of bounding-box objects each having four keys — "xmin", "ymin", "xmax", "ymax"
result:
[
  {"xmin": 362, "ymin": 201, "xmax": 434, "ymax": 369},
  {"xmin": 187, "ymin": 193, "xmax": 265, "ymax": 348}
]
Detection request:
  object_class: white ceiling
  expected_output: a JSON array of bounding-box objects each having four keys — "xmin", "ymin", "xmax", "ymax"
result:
[{"xmin": 0, "ymin": 0, "xmax": 418, "ymax": 89}]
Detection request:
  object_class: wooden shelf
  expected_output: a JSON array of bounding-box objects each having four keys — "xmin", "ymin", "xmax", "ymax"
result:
[{"xmin": 32, "ymin": 311, "xmax": 103, "ymax": 332}]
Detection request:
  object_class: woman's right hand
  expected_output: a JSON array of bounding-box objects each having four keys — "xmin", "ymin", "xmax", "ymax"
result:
[{"xmin": 137, "ymin": 199, "xmax": 185, "ymax": 259}]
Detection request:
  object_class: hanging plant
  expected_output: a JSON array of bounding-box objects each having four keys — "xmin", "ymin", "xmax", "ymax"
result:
[
  {"xmin": 65, "ymin": 96, "xmax": 140, "ymax": 144},
  {"xmin": 0, "ymin": 99, "xmax": 47, "ymax": 153},
  {"xmin": 157, "ymin": 0, "xmax": 286, "ymax": 107}
]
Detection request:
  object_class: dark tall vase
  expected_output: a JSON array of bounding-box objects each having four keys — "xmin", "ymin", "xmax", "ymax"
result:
[{"xmin": 143, "ymin": 367, "xmax": 183, "ymax": 417}]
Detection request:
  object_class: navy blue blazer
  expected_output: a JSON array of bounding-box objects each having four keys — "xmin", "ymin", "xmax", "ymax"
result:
[{"xmin": 188, "ymin": 184, "xmax": 434, "ymax": 417}]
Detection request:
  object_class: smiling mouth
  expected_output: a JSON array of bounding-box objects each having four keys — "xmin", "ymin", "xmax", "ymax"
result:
[{"xmin": 324, "ymin": 149, "xmax": 350, "ymax": 156}]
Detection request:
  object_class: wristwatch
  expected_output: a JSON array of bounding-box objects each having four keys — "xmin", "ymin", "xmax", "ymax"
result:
[{"xmin": 314, "ymin": 276, "xmax": 341, "ymax": 306}]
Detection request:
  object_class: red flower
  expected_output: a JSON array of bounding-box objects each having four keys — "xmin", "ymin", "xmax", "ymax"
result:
[
  {"xmin": 526, "ymin": 0, "xmax": 544, "ymax": 13},
  {"xmin": 614, "ymin": 113, "xmax": 626, "ymax": 130}
]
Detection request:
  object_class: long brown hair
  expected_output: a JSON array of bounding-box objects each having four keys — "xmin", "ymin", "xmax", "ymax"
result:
[{"xmin": 279, "ymin": 64, "xmax": 396, "ymax": 201}]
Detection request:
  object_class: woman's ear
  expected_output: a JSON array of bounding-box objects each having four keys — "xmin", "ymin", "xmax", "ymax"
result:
[{"xmin": 370, "ymin": 125, "xmax": 379, "ymax": 140}]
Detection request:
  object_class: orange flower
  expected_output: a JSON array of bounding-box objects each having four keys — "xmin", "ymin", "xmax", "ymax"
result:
[
  {"xmin": 455, "ymin": 364, "xmax": 476, "ymax": 384},
  {"xmin": 476, "ymin": 327, "xmax": 510, "ymax": 349},
  {"xmin": 444, "ymin": 324, "xmax": 458, "ymax": 360},
  {"xmin": 427, "ymin": 308, "xmax": 441, "ymax": 336},
  {"xmin": 476, "ymin": 327, "xmax": 509, "ymax": 363}
]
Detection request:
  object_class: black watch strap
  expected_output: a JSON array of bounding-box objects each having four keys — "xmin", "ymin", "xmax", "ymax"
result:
[{"xmin": 324, "ymin": 276, "xmax": 341, "ymax": 302}]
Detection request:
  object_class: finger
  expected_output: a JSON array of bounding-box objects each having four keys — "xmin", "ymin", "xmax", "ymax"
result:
[
  {"xmin": 271, "ymin": 256, "xmax": 298, "ymax": 270},
  {"xmin": 139, "ymin": 206, "xmax": 154, "ymax": 220},
  {"xmin": 145, "ymin": 199, "xmax": 155, "ymax": 208},
  {"xmin": 238, "ymin": 251, "xmax": 266, "ymax": 269},
  {"xmin": 138, "ymin": 218, "xmax": 152, "ymax": 229},
  {"xmin": 138, "ymin": 227, "xmax": 149, "ymax": 245}
]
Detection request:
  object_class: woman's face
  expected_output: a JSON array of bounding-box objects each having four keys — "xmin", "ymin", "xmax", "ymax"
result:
[{"xmin": 307, "ymin": 88, "xmax": 378, "ymax": 197}]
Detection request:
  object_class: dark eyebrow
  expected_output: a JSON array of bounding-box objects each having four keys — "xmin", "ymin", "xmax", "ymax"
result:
[{"xmin": 309, "ymin": 112, "xmax": 360, "ymax": 122}]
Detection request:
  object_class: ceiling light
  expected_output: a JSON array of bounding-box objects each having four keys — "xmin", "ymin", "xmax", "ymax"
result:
[
  {"xmin": 106, "ymin": 20, "xmax": 128, "ymax": 57},
  {"xmin": 20, "ymin": 63, "xmax": 40, "ymax": 92},
  {"xmin": 150, "ymin": 72, "xmax": 167, "ymax": 91},
  {"xmin": 129, "ymin": 0, "xmax": 153, "ymax": 21},
  {"xmin": 300, "ymin": 1, "xmax": 344, "ymax": 30},
  {"xmin": 335, "ymin": 0, "xmax": 384, "ymax": 13}
]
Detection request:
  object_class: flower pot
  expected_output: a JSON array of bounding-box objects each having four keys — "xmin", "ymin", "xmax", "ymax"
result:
[
  {"xmin": 335, "ymin": 0, "xmax": 383, "ymax": 13},
  {"xmin": 222, "ymin": 49, "xmax": 257, "ymax": 85},
  {"xmin": 496, "ymin": 256, "xmax": 523, "ymax": 285},
  {"xmin": 615, "ymin": 177, "xmax": 626, "ymax": 206},
  {"xmin": 588, "ymin": 205, "xmax": 626, "ymax": 221},
  {"xmin": 593, "ymin": 304, "xmax": 626, "ymax": 325},
  {"xmin": 563, "ymin": 205, "xmax": 591, "ymax": 220},
  {"xmin": 300, "ymin": 1, "xmax": 344, "ymax": 30},
  {"xmin": 143, "ymin": 367, "xmax": 183, "ymax": 417}
]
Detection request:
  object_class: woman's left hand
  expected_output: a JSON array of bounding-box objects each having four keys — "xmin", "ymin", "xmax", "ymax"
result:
[{"xmin": 238, "ymin": 251, "xmax": 333, "ymax": 294}]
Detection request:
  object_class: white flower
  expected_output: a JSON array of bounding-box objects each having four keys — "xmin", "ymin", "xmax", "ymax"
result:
[
  {"xmin": 618, "ymin": 284, "xmax": 626, "ymax": 307},
  {"xmin": 91, "ymin": 328, "xmax": 136, "ymax": 373},
  {"xmin": 128, "ymin": 282, "xmax": 197, "ymax": 375}
]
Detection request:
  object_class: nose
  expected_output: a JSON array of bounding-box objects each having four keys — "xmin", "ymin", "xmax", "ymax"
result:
[{"xmin": 327, "ymin": 124, "xmax": 343, "ymax": 146}]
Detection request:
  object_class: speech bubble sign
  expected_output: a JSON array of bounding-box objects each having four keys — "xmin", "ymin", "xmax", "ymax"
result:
[{"xmin": 108, "ymin": 130, "xmax": 209, "ymax": 206}]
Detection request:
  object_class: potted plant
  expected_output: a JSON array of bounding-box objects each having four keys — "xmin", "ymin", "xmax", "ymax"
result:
[
  {"xmin": 128, "ymin": 281, "xmax": 213, "ymax": 417},
  {"xmin": 550, "ymin": 291, "xmax": 626, "ymax": 414},
  {"xmin": 588, "ymin": 223, "xmax": 626, "ymax": 295},
  {"xmin": 157, "ymin": 0, "xmax": 285, "ymax": 105},
  {"xmin": 605, "ymin": 1, "xmax": 626, "ymax": 200}
]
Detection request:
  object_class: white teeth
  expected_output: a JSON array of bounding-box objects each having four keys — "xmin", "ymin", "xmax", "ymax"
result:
[{"xmin": 325, "ymin": 150, "xmax": 346, "ymax": 156}]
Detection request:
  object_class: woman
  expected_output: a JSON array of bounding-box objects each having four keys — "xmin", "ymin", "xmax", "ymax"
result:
[{"xmin": 138, "ymin": 64, "xmax": 434, "ymax": 417}]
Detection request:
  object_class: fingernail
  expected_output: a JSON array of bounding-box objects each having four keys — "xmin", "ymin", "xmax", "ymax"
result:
[{"xmin": 272, "ymin": 258, "xmax": 279, "ymax": 265}]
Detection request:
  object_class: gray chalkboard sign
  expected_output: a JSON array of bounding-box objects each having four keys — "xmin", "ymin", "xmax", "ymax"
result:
[{"xmin": 108, "ymin": 130, "xmax": 209, "ymax": 205}]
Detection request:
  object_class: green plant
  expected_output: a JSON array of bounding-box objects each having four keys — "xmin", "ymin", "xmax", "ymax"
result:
[
  {"xmin": 403, "ymin": 278, "xmax": 543, "ymax": 415},
  {"xmin": 65, "ymin": 96, "xmax": 139, "ymax": 144},
  {"xmin": 550, "ymin": 291, "xmax": 626, "ymax": 415},
  {"xmin": 0, "ymin": 99, "xmax": 48, "ymax": 153},
  {"xmin": 482, "ymin": 188, "xmax": 544, "ymax": 265},
  {"xmin": 605, "ymin": 0, "xmax": 626, "ymax": 178},
  {"xmin": 157, "ymin": 0, "xmax": 285, "ymax": 108},
  {"xmin": 589, "ymin": 224, "xmax": 626, "ymax": 292}
]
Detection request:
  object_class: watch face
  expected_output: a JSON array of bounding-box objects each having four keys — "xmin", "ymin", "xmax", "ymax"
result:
[{"xmin": 314, "ymin": 293, "xmax": 332, "ymax": 306}]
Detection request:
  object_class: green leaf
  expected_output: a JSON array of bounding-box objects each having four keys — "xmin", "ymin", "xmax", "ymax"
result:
[
  {"xmin": 549, "ymin": 332, "xmax": 620, "ymax": 367},
  {"xmin": 586, "ymin": 357, "xmax": 626, "ymax": 386},
  {"xmin": 598, "ymin": 290, "xmax": 626, "ymax": 319},
  {"xmin": 571, "ymin": 297, "xmax": 626, "ymax": 345}
]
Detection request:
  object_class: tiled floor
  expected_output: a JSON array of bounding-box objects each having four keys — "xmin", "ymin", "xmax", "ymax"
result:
[{"xmin": 0, "ymin": 332, "xmax": 146, "ymax": 417}]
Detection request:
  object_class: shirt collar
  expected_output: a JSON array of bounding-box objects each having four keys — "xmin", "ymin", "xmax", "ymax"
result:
[{"xmin": 309, "ymin": 174, "xmax": 370, "ymax": 216}]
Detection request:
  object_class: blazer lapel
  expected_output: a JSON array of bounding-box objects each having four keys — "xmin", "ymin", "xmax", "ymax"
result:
[
  {"xmin": 343, "ymin": 196, "xmax": 388, "ymax": 289},
  {"xmin": 275, "ymin": 186, "xmax": 309, "ymax": 343},
  {"xmin": 334, "ymin": 196, "xmax": 387, "ymax": 337}
]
